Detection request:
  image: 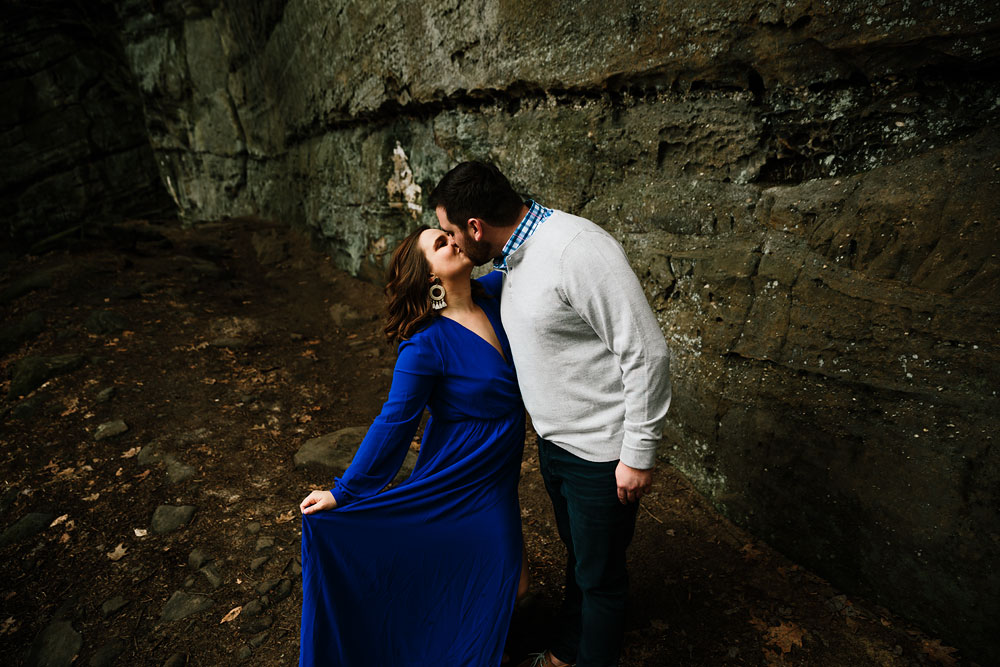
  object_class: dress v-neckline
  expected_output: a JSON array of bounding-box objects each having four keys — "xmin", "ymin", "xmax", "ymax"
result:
[{"xmin": 441, "ymin": 303, "xmax": 509, "ymax": 365}]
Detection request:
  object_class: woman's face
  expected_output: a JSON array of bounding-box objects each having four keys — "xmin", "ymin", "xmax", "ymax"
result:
[{"xmin": 418, "ymin": 228, "xmax": 471, "ymax": 281}]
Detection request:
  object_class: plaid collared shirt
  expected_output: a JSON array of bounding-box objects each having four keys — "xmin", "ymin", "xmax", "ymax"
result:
[{"xmin": 493, "ymin": 200, "xmax": 553, "ymax": 273}]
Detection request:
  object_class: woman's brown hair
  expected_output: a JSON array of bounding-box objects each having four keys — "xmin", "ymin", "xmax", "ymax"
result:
[
  {"xmin": 384, "ymin": 225, "xmax": 436, "ymax": 344},
  {"xmin": 383, "ymin": 225, "xmax": 486, "ymax": 344}
]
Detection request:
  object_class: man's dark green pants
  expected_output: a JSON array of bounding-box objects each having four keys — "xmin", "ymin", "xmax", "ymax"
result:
[{"xmin": 538, "ymin": 437, "xmax": 641, "ymax": 667}]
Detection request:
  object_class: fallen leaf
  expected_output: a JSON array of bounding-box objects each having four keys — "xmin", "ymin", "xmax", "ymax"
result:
[
  {"xmin": 275, "ymin": 510, "xmax": 295, "ymax": 524},
  {"xmin": 1, "ymin": 617, "xmax": 19, "ymax": 636},
  {"xmin": 83, "ymin": 493, "xmax": 100, "ymax": 502},
  {"xmin": 121, "ymin": 447, "xmax": 141, "ymax": 459},
  {"xmin": 134, "ymin": 528, "xmax": 147, "ymax": 537},
  {"xmin": 220, "ymin": 606, "xmax": 242, "ymax": 624},
  {"xmin": 921, "ymin": 639, "xmax": 959, "ymax": 666},
  {"xmin": 134, "ymin": 470, "xmax": 150, "ymax": 480},
  {"xmin": 107, "ymin": 543, "xmax": 127, "ymax": 561},
  {"xmin": 50, "ymin": 514, "xmax": 70, "ymax": 527},
  {"xmin": 740, "ymin": 543, "xmax": 762, "ymax": 560},
  {"xmin": 766, "ymin": 621, "xmax": 807, "ymax": 654},
  {"xmin": 60, "ymin": 397, "xmax": 80, "ymax": 417},
  {"xmin": 59, "ymin": 533, "xmax": 70, "ymax": 544}
]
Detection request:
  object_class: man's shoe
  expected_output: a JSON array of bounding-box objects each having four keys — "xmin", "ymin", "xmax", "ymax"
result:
[{"xmin": 516, "ymin": 650, "xmax": 574, "ymax": 667}]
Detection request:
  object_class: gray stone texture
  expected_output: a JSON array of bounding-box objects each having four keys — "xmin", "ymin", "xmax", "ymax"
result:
[
  {"xmin": 0, "ymin": 3, "xmax": 173, "ymax": 248},
  {"xmin": 7, "ymin": 355, "xmax": 86, "ymax": 399},
  {"xmin": 3, "ymin": 0, "xmax": 998, "ymax": 662},
  {"xmin": 160, "ymin": 591, "xmax": 213, "ymax": 622},
  {"xmin": 26, "ymin": 620, "xmax": 81, "ymax": 667},
  {"xmin": 151, "ymin": 505, "xmax": 196, "ymax": 534},
  {"xmin": 0, "ymin": 512, "xmax": 56, "ymax": 549}
]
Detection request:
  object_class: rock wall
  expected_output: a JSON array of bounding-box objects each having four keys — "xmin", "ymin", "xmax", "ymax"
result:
[
  {"xmin": 18, "ymin": 0, "xmax": 1000, "ymax": 660},
  {"xmin": 0, "ymin": 2, "xmax": 173, "ymax": 249}
]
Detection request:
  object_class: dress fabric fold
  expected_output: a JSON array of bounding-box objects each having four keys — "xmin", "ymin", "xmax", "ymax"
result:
[{"xmin": 300, "ymin": 272, "xmax": 524, "ymax": 666}]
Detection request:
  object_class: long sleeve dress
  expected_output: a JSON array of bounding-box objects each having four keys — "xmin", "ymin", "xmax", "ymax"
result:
[{"xmin": 299, "ymin": 272, "xmax": 525, "ymax": 666}]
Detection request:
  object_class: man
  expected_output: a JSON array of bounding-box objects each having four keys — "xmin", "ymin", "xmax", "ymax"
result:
[{"xmin": 428, "ymin": 162, "xmax": 671, "ymax": 667}]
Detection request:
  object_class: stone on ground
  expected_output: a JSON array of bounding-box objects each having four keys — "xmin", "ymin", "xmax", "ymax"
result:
[
  {"xmin": 293, "ymin": 426, "xmax": 368, "ymax": 471},
  {"xmin": 8, "ymin": 354, "xmax": 86, "ymax": 399},
  {"xmin": 94, "ymin": 420, "xmax": 128, "ymax": 441},
  {"xmin": 89, "ymin": 639, "xmax": 124, "ymax": 667},
  {"xmin": 151, "ymin": 505, "xmax": 196, "ymax": 534},
  {"xmin": 26, "ymin": 620, "xmax": 81, "ymax": 667},
  {"xmin": 85, "ymin": 310, "xmax": 129, "ymax": 335},
  {"xmin": 0, "ymin": 512, "xmax": 56, "ymax": 548},
  {"xmin": 160, "ymin": 591, "xmax": 213, "ymax": 621}
]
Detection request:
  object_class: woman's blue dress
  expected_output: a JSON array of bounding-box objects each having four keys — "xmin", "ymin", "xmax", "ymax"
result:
[{"xmin": 300, "ymin": 272, "xmax": 524, "ymax": 666}]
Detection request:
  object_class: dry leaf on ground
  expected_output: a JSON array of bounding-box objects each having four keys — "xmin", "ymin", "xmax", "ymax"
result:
[
  {"xmin": 107, "ymin": 543, "xmax": 127, "ymax": 561},
  {"xmin": 220, "ymin": 606, "xmax": 242, "ymax": 624}
]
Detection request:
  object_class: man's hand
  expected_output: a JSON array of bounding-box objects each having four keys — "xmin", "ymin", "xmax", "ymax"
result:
[
  {"xmin": 300, "ymin": 490, "xmax": 337, "ymax": 515},
  {"xmin": 615, "ymin": 462, "xmax": 653, "ymax": 504}
]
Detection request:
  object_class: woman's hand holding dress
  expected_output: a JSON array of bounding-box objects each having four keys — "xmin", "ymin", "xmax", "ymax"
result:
[{"xmin": 300, "ymin": 490, "xmax": 338, "ymax": 514}]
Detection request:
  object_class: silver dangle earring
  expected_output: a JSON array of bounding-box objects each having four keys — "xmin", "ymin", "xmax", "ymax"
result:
[{"xmin": 429, "ymin": 281, "xmax": 447, "ymax": 310}]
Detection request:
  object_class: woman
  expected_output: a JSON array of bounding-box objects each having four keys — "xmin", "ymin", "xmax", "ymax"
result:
[{"xmin": 299, "ymin": 225, "xmax": 526, "ymax": 666}]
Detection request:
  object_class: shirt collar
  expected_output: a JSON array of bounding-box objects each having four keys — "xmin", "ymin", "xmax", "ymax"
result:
[{"xmin": 493, "ymin": 200, "xmax": 552, "ymax": 272}]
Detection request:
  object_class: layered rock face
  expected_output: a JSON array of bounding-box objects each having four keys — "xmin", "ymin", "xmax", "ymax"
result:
[
  {"xmin": 0, "ymin": 2, "xmax": 173, "ymax": 248},
  {"xmin": 13, "ymin": 0, "xmax": 1000, "ymax": 660}
]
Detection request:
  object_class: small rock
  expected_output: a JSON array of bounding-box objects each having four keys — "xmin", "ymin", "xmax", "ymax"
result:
[
  {"xmin": 151, "ymin": 505, "xmax": 196, "ymax": 534},
  {"xmin": 188, "ymin": 548, "xmax": 211, "ymax": 570},
  {"xmin": 85, "ymin": 310, "xmax": 129, "ymax": 335},
  {"xmin": 200, "ymin": 562, "xmax": 223, "ymax": 589},
  {"xmin": 237, "ymin": 646, "xmax": 252, "ymax": 661},
  {"xmin": 94, "ymin": 420, "xmax": 128, "ymax": 441},
  {"xmin": 242, "ymin": 600, "xmax": 264, "ymax": 618},
  {"xmin": 250, "ymin": 556, "xmax": 270, "ymax": 571},
  {"xmin": 0, "ymin": 512, "xmax": 56, "ymax": 548},
  {"xmin": 0, "ymin": 310, "xmax": 45, "ymax": 356},
  {"xmin": 328, "ymin": 303, "xmax": 361, "ymax": 327},
  {"xmin": 12, "ymin": 393, "xmax": 49, "ymax": 421},
  {"xmin": 250, "ymin": 631, "xmax": 268, "ymax": 648},
  {"xmin": 95, "ymin": 387, "xmax": 116, "ymax": 403},
  {"xmin": 184, "ymin": 576, "xmax": 195, "ymax": 588},
  {"xmin": 160, "ymin": 591, "xmax": 213, "ymax": 622},
  {"xmin": 251, "ymin": 231, "xmax": 288, "ymax": 265},
  {"xmin": 245, "ymin": 521, "xmax": 261, "ymax": 535},
  {"xmin": 162, "ymin": 653, "xmax": 187, "ymax": 667},
  {"xmin": 293, "ymin": 427, "xmax": 368, "ymax": 471},
  {"xmin": 0, "ymin": 267, "xmax": 58, "ymax": 304},
  {"xmin": 255, "ymin": 536, "xmax": 274, "ymax": 552},
  {"xmin": 26, "ymin": 620, "xmax": 81, "ymax": 667},
  {"xmin": 166, "ymin": 459, "xmax": 196, "ymax": 484},
  {"xmin": 239, "ymin": 614, "xmax": 273, "ymax": 634},
  {"xmin": 255, "ymin": 579, "xmax": 279, "ymax": 595},
  {"xmin": 89, "ymin": 639, "xmax": 125, "ymax": 667},
  {"xmin": 0, "ymin": 487, "xmax": 18, "ymax": 516},
  {"xmin": 8, "ymin": 355, "xmax": 86, "ymax": 399},
  {"xmin": 100, "ymin": 595, "xmax": 127, "ymax": 618},
  {"xmin": 271, "ymin": 579, "xmax": 293, "ymax": 603},
  {"xmin": 175, "ymin": 428, "xmax": 210, "ymax": 447},
  {"xmin": 136, "ymin": 442, "xmax": 164, "ymax": 466}
]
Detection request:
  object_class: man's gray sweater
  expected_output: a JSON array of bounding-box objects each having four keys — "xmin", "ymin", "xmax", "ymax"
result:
[{"xmin": 500, "ymin": 209, "xmax": 672, "ymax": 469}]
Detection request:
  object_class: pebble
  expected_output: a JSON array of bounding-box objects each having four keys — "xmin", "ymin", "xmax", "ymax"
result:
[
  {"xmin": 237, "ymin": 646, "xmax": 252, "ymax": 661},
  {"xmin": 255, "ymin": 579, "xmax": 279, "ymax": 595},
  {"xmin": 89, "ymin": 639, "xmax": 125, "ymax": 667},
  {"xmin": 239, "ymin": 614, "xmax": 273, "ymax": 634},
  {"xmin": 94, "ymin": 420, "xmax": 128, "ymax": 441},
  {"xmin": 163, "ymin": 653, "xmax": 187, "ymax": 667},
  {"xmin": 166, "ymin": 458, "xmax": 196, "ymax": 484},
  {"xmin": 271, "ymin": 578, "xmax": 293, "ymax": 603},
  {"xmin": 160, "ymin": 591, "xmax": 213, "ymax": 622},
  {"xmin": 246, "ymin": 521, "xmax": 261, "ymax": 535},
  {"xmin": 242, "ymin": 599, "xmax": 264, "ymax": 617},
  {"xmin": 100, "ymin": 595, "xmax": 127, "ymax": 618},
  {"xmin": 188, "ymin": 548, "xmax": 211, "ymax": 570},
  {"xmin": 151, "ymin": 505, "xmax": 196, "ymax": 534},
  {"xmin": 200, "ymin": 562, "xmax": 223, "ymax": 589},
  {"xmin": 0, "ymin": 512, "xmax": 56, "ymax": 548},
  {"xmin": 293, "ymin": 427, "xmax": 368, "ymax": 470},
  {"xmin": 137, "ymin": 442, "xmax": 164, "ymax": 466},
  {"xmin": 85, "ymin": 310, "xmax": 129, "ymax": 335},
  {"xmin": 255, "ymin": 536, "xmax": 274, "ymax": 552},
  {"xmin": 250, "ymin": 556, "xmax": 270, "ymax": 571},
  {"xmin": 95, "ymin": 387, "xmax": 116, "ymax": 403},
  {"xmin": 26, "ymin": 620, "xmax": 81, "ymax": 667},
  {"xmin": 250, "ymin": 631, "xmax": 268, "ymax": 647},
  {"xmin": 8, "ymin": 354, "xmax": 86, "ymax": 399}
]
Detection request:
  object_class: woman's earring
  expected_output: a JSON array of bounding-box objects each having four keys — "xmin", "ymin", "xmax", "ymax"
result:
[{"xmin": 429, "ymin": 282, "xmax": 447, "ymax": 310}]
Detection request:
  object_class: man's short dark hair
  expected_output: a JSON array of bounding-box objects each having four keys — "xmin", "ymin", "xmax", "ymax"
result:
[{"xmin": 427, "ymin": 161, "xmax": 524, "ymax": 228}]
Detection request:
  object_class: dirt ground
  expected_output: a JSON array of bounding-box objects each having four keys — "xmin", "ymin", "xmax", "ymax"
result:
[{"xmin": 0, "ymin": 219, "xmax": 970, "ymax": 666}]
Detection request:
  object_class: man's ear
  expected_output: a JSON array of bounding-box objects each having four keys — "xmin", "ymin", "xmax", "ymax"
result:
[{"xmin": 467, "ymin": 218, "xmax": 485, "ymax": 241}]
